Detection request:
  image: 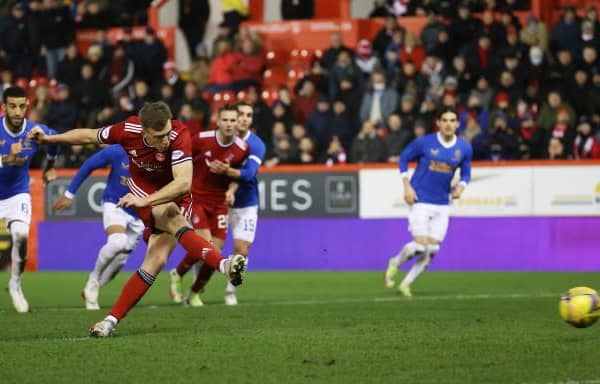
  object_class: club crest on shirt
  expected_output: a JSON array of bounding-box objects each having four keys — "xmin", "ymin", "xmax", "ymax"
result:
[
  {"xmin": 225, "ymin": 152, "xmax": 234, "ymax": 162},
  {"xmin": 121, "ymin": 162, "xmax": 129, "ymax": 169},
  {"xmin": 0, "ymin": 139, "xmax": 6, "ymax": 146},
  {"xmin": 155, "ymin": 152, "xmax": 166, "ymax": 162},
  {"xmin": 430, "ymin": 148, "xmax": 439, "ymax": 156},
  {"xmin": 204, "ymin": 150, "xmax": 212, "ymax": 158},
  {"xmin": 129, "ymin": 149, "xmax": 137, "ymax": 157},
  {"xmin": 453, "ymin": 149, "xmax": 462, "ymax": 161}
]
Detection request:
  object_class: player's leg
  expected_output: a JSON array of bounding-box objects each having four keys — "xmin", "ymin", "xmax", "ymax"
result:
[
  {"xmin": 398, "ymin": 205, "xmax": 449, "ymax": 296},
  {"xmin": 83, "ymin": 203, "xmax": 129, "ymax": 310},
  {"xmin": 5, "ymin": 193, "xmax": 32, "ymax": 313},
  {"xmin": 89, "ymin": 232, "xmax": 176, "ymax": 337},
  {"xmin": 385, "ymin": 203, "xmax": 427, "ymax": 289},
  {"xmin": 187, "ymin": 235, "xmax": 225, "ymax": 306},
  {"xmin": 225, "ymin": 206, "xmax": 258, "ymax": 305},
  {"xmin": 97, "ymin": 217, "xmax": 144, "ymax": 287},
  {"xmin": 154, "ymin": 202, "xmax": 246, "ymax": 286}
]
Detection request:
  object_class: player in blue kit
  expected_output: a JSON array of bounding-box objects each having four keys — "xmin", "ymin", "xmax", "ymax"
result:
[
  {"xmin": 52, "ymin": 145, "xmax": 144, "ymax": 310},
  {"xmin": 0, "ymin": 86, "xmax": 58, "ymax": 312},
  {"xmin": 206, "ymin": 101, "xmax": 265, "ymax": 305},
  {"xmin": 385, "ymin": 107, "xmax": 472, "ymax": 297}
]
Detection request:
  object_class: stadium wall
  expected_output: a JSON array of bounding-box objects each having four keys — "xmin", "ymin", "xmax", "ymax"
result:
[{"xmin": 24, "ymin": 162, "xmax": 600, "ymax": 272}]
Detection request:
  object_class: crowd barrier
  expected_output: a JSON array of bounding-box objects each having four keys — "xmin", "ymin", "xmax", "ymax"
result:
[{"xmin": 13, "ymin": 161, "xmax": 600, "ymax": 272}]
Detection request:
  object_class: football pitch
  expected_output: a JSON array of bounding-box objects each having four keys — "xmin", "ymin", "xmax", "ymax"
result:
[{"xmin": 1, "ymin": 271, "xmax": 599, "ymax": 384}]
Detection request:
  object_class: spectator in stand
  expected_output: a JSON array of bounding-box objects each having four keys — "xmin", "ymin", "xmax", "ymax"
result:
[
  {"xmin": 496, "ymin": 70, "xmax": 521, "ymax": 104},
  {"xmin": 205, "ymin": 40, "xmax": 235, "ymax": 93},
  {"xmin": 109, "ymin": 42, "xmax": 135, "ymax": 97},
  {"xmin": 420, "ymin": 9, "xmax": 445, "ymax": 55},
  {"xmin": 295, "ymin": 58, "xmax": 329, "ymax": 97},
  {"xmin": 587, "ymin": 74, "xmax": 600, "ymax": 124},
  {"xmin": 136, "ymin": 26, "xmax": 167, "ymax": 90},
  {"xmin": 501, "ymin": 49, "xmax": 526, "ymax": 86},
  {"xmin": 397, "ymin": 93, "xmax": 418, "ymax": 132},
  {"xmin": 351, "ymin": 121, "xmax": 388, "ymax": 163},
  {"xmin": 372, "ymin": 15, "xmax": 404, "ymax": 61},
  {"xmin": 502, "ymin": 25, "xmax": 528, "ymax": 61},
  {"xmin": 281, "ymin": 0, "xmax": 314, "ymax": 20},
  {"xmin": 537, "ymin": 90, "xmax": 576, "ymax": 131},
  {"xmin": 292, "ymin": 78, "xmax": 319, "ymax": 125},
  {"xmin": 222, "ymin": 0, "xmax": 248, "ymax": 34},
  {"xmin": 369, "ymin": 0, "xmax": 392, "ymax": 18},
  {"xmin": 578, "ymin": 20, "xmax": 599, "ymax": 58},
  {"xmin": 355, "ymin": 39, "xmax": 379, "ymax": 80},
  {"xmin": 178, "ymin": 0, "xmax": 210, "ymax": 59},
  {"xmin": 395, "ymin": 60, "xmax": 427, "ymax": 102},
  {"xmin": 177, "ymin": 103, "xmax": 202, "ymax": 133},
  {"xmin": 61, "ymin": 144, "xmax": 97, "ymax": 168},
  {"xmin": 546, "ymin": 137, "xmax": 568, "ymax": 159},
  {"xmin": 56, "ymin": 43, "xmax": 84, "ymax": 88},
  {"xmin": 519, "ymin": 15, "xmax": 548, "ymax": 52},
  {"xmin": 481, "ymin": 9, "xmax": 506, "ymax": 47},
  {"xmin": 159, "ymin": 83, "xmax": 180, "ymax": 117},
  {"xmin": 245, "ymin": 86, "xmax": 274, "ymax": 142},
  {"xmin": 360, "ymin": 70, "xmax": 399, "ymax": 129},
  {"xmin": 161, "ymin": 61, "xmax": 184, "ymax": 99},
  {"xmin": 567, "ymin": 69, "xmax": 591, "ymax": 118},
  {"xmin": 0, "ymin": 2, "xmax": 36, "ymax": 78},
  {"xmin": 71, "ymin": 62, "xmax": 111, "ymax": 127},
  {"xmin": 336, "ymin": 75, "xmax": 363, "ymax": 123},
  {"xmin": 518, "ymin": 112, "xmax": 545, "ymax": 159},
  {"xmin": 420, "ymin": 55, "xmax": 444, "ymax": 91},
  {"xmin": 489, "ymin": 112, "xmax": 520, "ymax": 160},
  {"xmin": 290, "ymin": 122, "xmax": 307, "ymax": 147},
  {"xmin": 430, "ymin": 28, "xmax": 455, "ymax": 68},
  {"xmin": 329, "ymin": 50, "xmax": 364, "ymax": 101},
  {"xmin": 331, "ymin": 98, "xmax": 358, "ymax": 150},
  {"xmin": 29, "ymin": 84, "xmax": 51, "ymax": 122},
  {"xmin": 322, "ymin": 32, "xmax": 354, "ymax": 70},
  {"xmin": 459, "ymin": 93, "xmax": 490, "ymax": 136},
  {"xmin": 470, "ymin": 75, "xmax": 495, "ymax": 110},
  {"xmin": 0, "ymin": 69, "xmax": 14, "ymax": 97},
  {"xmin": 45, "ymin": 83, "xmax": 79, "ymax": 133},
  {"xmin": 580, "ymin": 45, "xmax": 600, "ymax": 77},
  {"xmin": 385, "ymin": 113, "xmax": 411, "ymax": 163},
  {"xmin": 86, "ymin": 44, "xmax": 109, "ymax": 83},
  {"xmin": 449, "ymin": 55, "xmax": 475, "ymax": 103},
  {"xmin": 322, "ymin": 135, "xmax": 347, "ymax": 166},
  {"xmin": 463, "ymin": 33, "xmax": 498, "ymax": 79},
  {"xmin": 449, "ymin": 1, "xmax": 483, "ymax": 54},
  {"xmin": 189, "ymin": 43, "xmax": 211, "ymax": 90},
  {"xmin": 179, "ymin": 82, "xmax": 210, "ymax": 129},
  {"xmin": 549, "ymin": 7, "xmax": 580, "ymax": 58},
  {"xmin": 131, "ymin": 79, "xmax": 151, "ymax": 111},
  {"xmin": 548, "ymin": 107, "xmax": 575, "ymax": 156},
  {"xmin": 113, "ymin": 93, "xmax": 136, "ymax": 121},
  {"xmin": 399, "ymin": 32, "xmax": 426, "ymax": 71},
  {"xmin": 461, "ymin": 113, "xmax": 489, "ymax": 159},
  {"xmin": 297, "ymin": 136, "xmax": 317, "ymax": 164},
  {"xmin": 489, "ymin": 91, "xmax": 516, "ymax": 129},
  {"xmin": 573, "ymin": 116, "xmax": 600, "ymax": 159},
  {"xmin": 307, "ymin": 96, "xmax": 333, "ymax": 148},
  {"xmin": 229, "ymin": 37, "xmax": 265, "ymax": 91},
  {"xmin": 77, "ymin": 0, "xmax": 112, "ymax": 29},
  {"xmin": 413, "ymin": 118, "xmax": 427, "ymax": 138},
  {"xmin": 34, "ymin": 0, "xmax": 75, "ymax": 80},
  {"xmin": 272, "ymin": 100, "xmax": 294, "ymax": 130}
]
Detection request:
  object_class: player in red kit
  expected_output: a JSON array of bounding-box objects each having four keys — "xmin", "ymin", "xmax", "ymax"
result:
[
  {"xmin": 28, "ymin": 102, "xmax": 246, "ymax": 337},
  {"xmin": 168, "ymin": 104, "xmax": 249, "ymax": 306}
]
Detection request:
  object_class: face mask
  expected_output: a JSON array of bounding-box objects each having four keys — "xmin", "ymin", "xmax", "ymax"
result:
[
  {"xmin": 530, "ymin": 56, "xmax": 542, "ymax": 65},
  {"xmin": 373, "ymin": 83, "xmax": 385, "ymax": 91}
]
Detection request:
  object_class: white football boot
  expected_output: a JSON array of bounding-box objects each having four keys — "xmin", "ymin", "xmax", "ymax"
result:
[
  {"xmin": 89, "ymin": 319, "xmax": 116, "ymax": 337},
  {"xmin": 8, "ymin": 280, "xmax": 29, "ymax": 313},
  {"xmin": 224, "ymin": 291, "xmax": 238, "ymax": 306},
  {"xmin": 82, "ymin": 277, "xmax": 100, "ymax": 310}
]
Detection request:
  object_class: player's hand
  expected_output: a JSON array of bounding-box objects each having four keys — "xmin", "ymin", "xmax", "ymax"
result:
[
  {"xmin": 52, "ymin": 195, "xmax": 73, "ymax": 212},
  {"xmin": 27, "ymin": 126, "xmax": 48, "ymax": 144},
  {"xmin": 117, "ymin": 193, "xmax": 148, "ymax": 208},
  {"xmin": 225, "ymin": 190, "xmax": 235, "ymax": 207},
  {"xmin": 404, "ymin": 185, "xmax": 418, "ymax": 205},
  {"xmin": 451, "ymin": 185, "xmax": 465, "ymax": 200},
  {"xmin": 42, "ymin": 168, "xmax": 56, "ymax": 186},
  {"xmin": 208, "ymin": 159, "xmax": 229, "ymax": 175}
]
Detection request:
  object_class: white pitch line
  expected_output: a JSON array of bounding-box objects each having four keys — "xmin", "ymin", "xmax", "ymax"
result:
[{"xmin": 0, "ymin": 292, "xmax": 558, "ymax": 314}]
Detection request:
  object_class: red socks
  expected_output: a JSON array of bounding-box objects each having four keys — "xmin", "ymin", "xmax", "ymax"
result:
[
  {"xmin": 109, "ymin": 268, "xmax": 155, "ymax": 320},
  {"xmin": 191, "ymin": 263, "xmax": 216, "ymax": 293},
  {"xmin": 177, "ymin": 229, "xmax": 223, "ymax": 270}
]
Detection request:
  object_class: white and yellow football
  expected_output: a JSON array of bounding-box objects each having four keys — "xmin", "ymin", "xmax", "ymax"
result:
[{"xmin": 558, "ymin": 287, "xmax": 600, "ymax": 328}]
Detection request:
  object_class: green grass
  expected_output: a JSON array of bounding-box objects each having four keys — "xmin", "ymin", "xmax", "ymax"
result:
[{"xmin": 1, "ymin": 271, "xmax": 599, "ymax": 384}]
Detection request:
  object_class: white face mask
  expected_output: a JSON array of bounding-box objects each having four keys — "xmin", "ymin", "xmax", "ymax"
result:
[
  {"xmin": 373, "ymin": 83, "xmax": 385, "ymax": 91},
  {"xmin": 530, "ymin": 56, "xmax": 542, "ymax": 65}
]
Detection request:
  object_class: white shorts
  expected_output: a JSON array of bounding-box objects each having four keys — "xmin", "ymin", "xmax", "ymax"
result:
[
  {"xmin": 229, "ymin": 206, "xmax": 258, "ymax": 243},
  {"xmin": 408, "ymin": 203, "xmax": 450, "ymax": 241},
  {"xmin": 102, "ymin": 202, "xmax": 145, "ymax": 235},
  {"xmin": 0, "ymin": 193, "xmax": 32, "ymax": 226}
]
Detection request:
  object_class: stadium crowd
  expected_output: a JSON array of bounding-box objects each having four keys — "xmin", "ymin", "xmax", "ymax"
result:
[{"xmin": 1, "ymin": 0, "xmax": 600, "ymax": 169}]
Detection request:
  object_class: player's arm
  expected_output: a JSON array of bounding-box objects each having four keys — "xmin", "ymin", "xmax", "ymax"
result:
[
  {"xmin": 452, "ymin": 145, "xmax": 473, "ymax": 200},
  {"xmin": 52, "ymin": 147, "xmax": 112, "ymax": 212},
  {"xmin": 209, "ymin": 141, "xmax": 265, "ymax": 182},
  {"xmin": 398, "ymin": 138, "xmax": 423, "ymax": 205},
  {"xmin": 28, "ymin": 127, "xmax": 99, "ymax": 145},
  {"xmin": 225, "ymin": 181, "xmax": 239, "ymax": 207},
  {"xmin": 42, "ymin": 127, "xmax": 60, "ymax": 185},
  {"xmin": 119, "ymin": 160, "xmax": 192, "ymax": 208}
]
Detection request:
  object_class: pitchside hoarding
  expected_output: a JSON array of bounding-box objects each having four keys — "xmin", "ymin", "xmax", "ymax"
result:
[{"xmin": 45, "ymin": 172, "xmax": 360, "ymax": 219}]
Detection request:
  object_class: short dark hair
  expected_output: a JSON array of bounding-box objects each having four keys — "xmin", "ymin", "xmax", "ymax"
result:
[
  {"xmin": 437, "ymin": 106, "xmax": 458, "ymax": 120},
  {"xmin": 138, "ymin": 101, "xmax": 172, "ymax": 131},
  {"xmin": 2, "ymin": 86, "xmax": 27, "ymax": 103},
  {"xmin": 218, "ymin": 103, "xmax": 239, "ymax": 116}
]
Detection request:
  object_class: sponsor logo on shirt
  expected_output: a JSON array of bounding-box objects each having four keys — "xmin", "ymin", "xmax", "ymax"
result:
[
  {"xmin": 129, "ymin": 149, "xmax": 137, "ymax": 157},
  {"xmin": 204, "ymin": 150, "xmax": 211, "ymax": 158},
  {"xmin": 0, "ymin": 139, "xmax": 5, "ymax": 145},
  {"xmin": 428, "ymin": 160, "xmax": 453, "ymax": 173},
  {"xmin": 430, "ymin": 148, "xmax": 439, "ymax": 156},
  {"xmin": 155, "ymin": 152, "xmax": 166, "ymax": 162},
  {"xmin": 171, "ymin": 150, "xmax": 184, "ymax": 160}
]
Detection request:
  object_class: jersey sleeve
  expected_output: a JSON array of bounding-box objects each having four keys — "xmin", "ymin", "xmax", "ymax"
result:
[
  {"xmin": 239, "ymin": 137, "xmax": 266, "ymax": 182},
  {"xmin": 170, "ymin": 125, "xmax": 192, "ymax": 166},
  {"xmin": 97, "ymin": 121, "xmax": 124, "ymax": 145},
  {"xmin": 398, "ymin": 137, "xmax": 423, "ymax": 175},
  {"xmin": 458, "ymin": 142, "xmax": 473, "ymax": 186},
  {"xmin": 66, "ymin": 146, "xmax": 114, "ymax": 197}
]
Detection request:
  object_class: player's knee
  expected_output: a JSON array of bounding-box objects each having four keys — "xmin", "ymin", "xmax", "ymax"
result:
[
  {"xmin": 411, "ymin": 241, "xmax": 426, "ymax": 254},
  {"xmin": 107, "ymin": 233, "xmax": 128, "ymax": 252},
  {"xmin": 427, "ymin": 243, "xmax": 440, "ymax": 255},
  {"xmin": 9, "ymin": 221, "xmax": 29, "ymax": 244}
]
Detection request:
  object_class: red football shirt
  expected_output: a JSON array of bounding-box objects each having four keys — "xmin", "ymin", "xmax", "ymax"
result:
[
  {"xmin": 191, "ymin": 129, "xmax": 249, "ymax": 205},
  {"xmin": 96, "ymin": 116, "xmax": 192, "ymax": 197}
]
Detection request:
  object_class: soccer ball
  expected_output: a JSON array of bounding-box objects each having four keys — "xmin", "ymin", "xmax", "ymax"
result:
[{"xmin": 558, "ymin": 287, "xmax": 600, "ymax": 328}]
